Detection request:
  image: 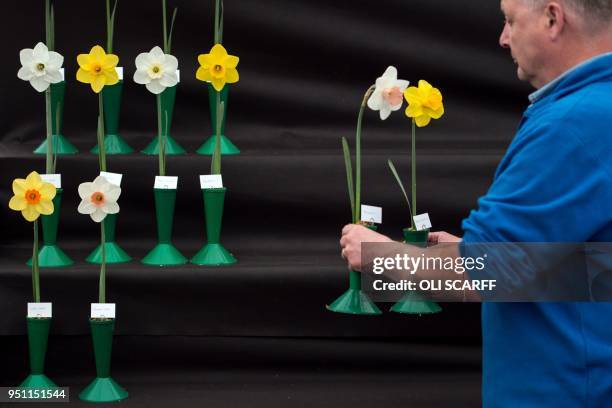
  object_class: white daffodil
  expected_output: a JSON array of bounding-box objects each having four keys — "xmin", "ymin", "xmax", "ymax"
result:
[
  {"xmin": 17, "ymin": 42, "xmax": 64, "ymax": 92},
  {"xmin": 77, "ymin": 176, "xmax": 121, "ymax": 223},
  {"xmin": 133, "ymin": 46, "xmax": 179, "ymax": 94},
  {"xmin": 367, "ymin": 66, "xmax": 409, "ymax": 120}
]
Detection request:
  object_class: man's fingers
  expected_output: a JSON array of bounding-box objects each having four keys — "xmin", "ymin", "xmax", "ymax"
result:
[{"xmin": 342, "ymin": 224, "xmax": 355, "ymax": 235}]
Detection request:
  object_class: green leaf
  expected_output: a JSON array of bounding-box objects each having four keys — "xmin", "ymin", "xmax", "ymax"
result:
[
  {"xmin": 167, "ymin": 8, "xmax": 178, "ymax": 54},
  {"xmin": 342, "ymin": 137, "xmax": 355, "ymax": 223},
  {"xmin": 388, "ymin": 159, "xmax": 413, "ymax": 220}
]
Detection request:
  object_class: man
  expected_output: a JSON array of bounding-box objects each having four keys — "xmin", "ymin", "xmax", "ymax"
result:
[{"xmin": 340, "ymin": 0, "xmax": 612, "ymax": 406}]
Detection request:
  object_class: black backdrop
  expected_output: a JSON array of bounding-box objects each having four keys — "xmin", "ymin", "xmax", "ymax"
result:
[{"xmin": 0, "ymin": 1, "xmax": 531, "ymax": 339}]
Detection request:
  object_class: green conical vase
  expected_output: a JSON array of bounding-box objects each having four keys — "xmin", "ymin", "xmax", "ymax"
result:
[
  {"xmin": 85, "ymin": 214, "xmax": 132, "ymax": 264},
  {"xmin": 79, "ymin": 319, "xmax": 128, "ymax": 403},
  {"xmin": 34, "ymin": 81, "xmax": 79, "ymax": 155},
  {"xmin": 26, "ymin": 189, "xmax": 73, "ymax": 268},
  {"xmin": 191, "ymin": 187, "xmax": 237, "ymax": 265},
  {"xmin": 196, "ymin": 84, "xmax": 240, "ymax": 155},
  {"xmin": 390, "ymin": 228, "xmax": 442, "ymax": 315},
  {"xmin": 19, "ymin": 317, "xmax": 57, "ymax": 389},
  {"xmin": 327, "ymin": 224, "xmax": 382, "ymax": 315},
  {"xmin": 141, "ymin": 85, "xmax": 187, "ymax": 155},
  {"xmin": 142, "ymin": 188, "xmax": 188, "ymax": 266},
  {"xmin": 90, "ymin": 80, "xmax": 134, "ymax": 155}
]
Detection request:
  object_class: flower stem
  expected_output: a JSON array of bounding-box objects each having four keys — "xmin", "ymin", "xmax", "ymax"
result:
[
  {"xmin": 45, "ymin": 0, "xmax": 51, "ymax": 50},
  {"xmin": 157, "ymin": 94, "xmax": 166, "ymax": 176},
  {"xmin": 98, "ymin": 93, "xmax": 107, "ymax": 172},
  {"xmin": 211, "ymin": 91, "xmax": 223, "ymax": 175},
  {"xmin": 106, "ymin": 0, "xmax": 112, "ymax": 53},
  {"xmin": 32, "ymin": 220, "xmax": 40, "ymax": 303},
  {"xmin": 411, "ymin": 119, "xmax": 416, "ymax": 230},
  {"xmin": 162, "ymin": 0, "xmax": 168, "ymax": 53},
  {"xmin": 99, "ymin": 220, "xmax": 106, "ymax": 304},
  {"xmin": 45, "ymin": 88, "xmax": 53, "ymax": 175},
  {"xmin": 354, "ymin": 85, "xmax": 375, "ymax": 223}
]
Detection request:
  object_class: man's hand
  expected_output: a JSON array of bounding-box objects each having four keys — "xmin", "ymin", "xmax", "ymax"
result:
[
  {"xmin": 428, "ymin": 231, "xmax": 462, "ymax": 245},
  {"xmin": 340, "ymin": 224, "xmax": 393, "ymax": 271}
]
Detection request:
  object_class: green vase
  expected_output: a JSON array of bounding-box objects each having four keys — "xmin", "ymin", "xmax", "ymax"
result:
[
  {"xmin": 26, "ymin": 189, "xmax": 73, "ymax": 268},
  {"xmin": 33, "ymin": 81, "xmax": 79, "ymax": 155},
  {"xmin": 141, "ymin": 85, "xmax": 187, "ymax": 155},
  {"xmin": 85, "ymin": 214, "xmax": 132, "ymax": 264},
  {"xmin": 196, "ymin": 84, "xmax": 240, "ymax": 155},
  {"xmin": 90, "ymin": 80, "xmax": 135, "ymax": 155},
  {"xmin": 19, "ymin": 317, "xmax": 57, "ymax": 389},
  {"xmin": 79, "ymin": 319, "xmax": 128, "ymax": 403},
  {"xmin": 191, "ymin": 187, "xmax": 237, "ymax": 265},
  {"xmin": 142, "ymin": 188, "xmax": 188, "ymax": 266},
  {"xmin": 390, "ymin": 228, "xmax": 442, "ymax": 315},
  {"xmin": 327, "ymin": 224, "xmax": 382, "ymax": 315}
]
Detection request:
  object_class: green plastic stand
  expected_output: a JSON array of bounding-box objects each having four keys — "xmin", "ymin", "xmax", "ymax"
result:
[
  {"xmin": 90, "ymin": 81, "xmax": 135, "ymax": 155},
  {"xmin": 79, "ymin": 319, "xmax": 128, "ymax": 403},
  {"xmin": 191, "ymin": 188, "xmax": 237, "ymax": 265},
  {"xmin": 27, "ymin": 189, "xmax": 73, "ymax": 268},
  {"xmin": 390, "ymin": 228, "xmax": 442, "ymax": 315},
  {"xmin": 327, "ymin": 224, "xmax": 382, "ymax": 315},
  {"xmin": 196, "ymin": 84, "xmax": 240, "ymax": 155},
  {"xmin": 33, "ymin": 81, "xmax": 79, "ymax": 155},
  {"xmin": 85, "ymin": 214, "xmax": 132, "ymax": 264},
  {"xmin": 19, "ymin": 317, "xmax": 57, "ymax": 389},
  {"xmin": 142, "ymin": 188, "xmax": 188, "ymax": 266},
  {"xmin": 141, "ymin": 85, "xmax": 187, "ymax": 155}
]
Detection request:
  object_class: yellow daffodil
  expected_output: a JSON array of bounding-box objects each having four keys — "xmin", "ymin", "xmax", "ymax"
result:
[
  {"xmin": 404, "ymin": 80, "xmax": 444, "ymax": 127},
  {"xmin": 8, "ymin": 171, "xmax": 56, "ymax": 222},
  {"xmin": 76, "ymin": 45, "xmax": 120, "ymax": 93},
  {"xmin": 196, "ymin": 44, "xmax": 239, "ymax": 92}
]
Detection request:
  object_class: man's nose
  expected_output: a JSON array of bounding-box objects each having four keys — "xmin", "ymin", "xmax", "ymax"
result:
[{"xmin": 499, "ymin": 24, "xmax": 510, "ymax": 48}]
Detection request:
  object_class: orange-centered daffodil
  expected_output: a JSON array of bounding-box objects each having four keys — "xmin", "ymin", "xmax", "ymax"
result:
[
  {"xmin": 404, "ymin": 80, "xmax": 444, "ymax": 127},
  {"xmin": 8, "ymin": 171, "xmax": 56, "ymax": 222},
  {"xmin": 196, "ymin": 44, "xmax": 239, "ymax": 92},
  {"xmin": 76, "ymin": 45, "xmax": 120, "ymax": 93}
]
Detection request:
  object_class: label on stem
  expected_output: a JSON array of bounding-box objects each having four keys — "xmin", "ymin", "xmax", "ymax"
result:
[
  {"xmin": 100, "ymin": 171, "xmax": 122, "ymax": 187},
  {"xmin": 115, "ymin": 67, "xmax": 124, "ymax": 80},
  {"xmin": 27, "ymin": 303, "xmax": 52, "ymax": 318},
  {"xmin": 200, "ymin": 175, "xmax": 223, "ymax": 189},
  {"xmin": 91, "ymin": 303, "xmax": 116, "ymax": 319},
  {"xmin": 154, "ymin": 176, "xmax": 178, "ymax": 189},
  {"xmin": 177, "ymin": 69, "xmax": 180, "ymax": 83},
  {"xmin": 59, "ymin": 67, "xmax": 65, "ymax": 81},
  {"xmin": 413, "ymin": 213, "xmax": 432, "ymax": 231},
  {"xmin": 361, "ymin": 205, "xmax": 382, "ymax": 224},
  {"xmin": 41, "ymin": 174, "xmax": 61, "ymax": 189}
]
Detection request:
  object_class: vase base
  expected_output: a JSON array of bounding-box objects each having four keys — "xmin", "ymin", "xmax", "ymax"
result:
[
  {"xmin": 327, "ymin": 289, "xmax": 382, "ymax": 315},
  {"xmin": 141, "ymin": 135, "xmax": 186, "ymax": 155},
  {"xmin": 196, "ymin": 135, "xmax": 240, "ymax": 155},
  {"xmin": 86, "ymin": 242, "xmax": 132, "ymax": 264},
  {"xmin": 79, "ymin": 377, "xmax": 128, "ymax": 403},
  {"xmin": 141, "ymin": 243, "xmax": 188, "ymax": 266},
  {"xmin": 27, "ymin": 245, "xmax": 74, "ymax": 268},
  {"xmin": 90, "ymin": 134, "xmax": 134, "ymax": 155},
  {"xmin": 19, "ymin": 374, "xmax": 58, "ymax": 389},
  {"xmin": 33, "ymin": 134, "xmax": 79, "ymax": 155},
  {"xmin": 390, "ymin": 292, "xmax": 442, "ymax": 315},
  {"xmin": 190, "ymin": 243, "xmax": 237, "ymax": 266}
]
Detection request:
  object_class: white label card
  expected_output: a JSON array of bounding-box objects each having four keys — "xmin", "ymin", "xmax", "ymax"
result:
[
  {"xmin": 59, "ymin": 67, "xmax": 65, "ymax": 81},
  {"xmin": 413, "ymin": 213, "xmax": 432, "ymax": 231},
  {"xmin": 200, "ymin": 175, "xmax": 223, "ymax": 189},
  {"xmin": 27, "ymin": 303, "xmax": 52, "ymax": 318},
  {"xmin": 115, "ymin": 67, "xmax": 124, "ymax": 80},
  {"xmin": 91, "ymin": 303, "xmax": 116, "ymax": 319},
  {"xmin": 154, "ymin": 176, "xmax": 178, "ymax": 189},
  {"xmin": 361, "ymin": 205, "xmax": 382, "ymax": 224},
  {"xmin": 100, "ymin": 171, "xmax": 122, "ymax": 187},
  {"xmin": 177, "ymin": 69, "xmax": 181, "ymax": 83},
  {"xmin": 41, "ymin": 174, "xmax": 61, "ymax": 189}
]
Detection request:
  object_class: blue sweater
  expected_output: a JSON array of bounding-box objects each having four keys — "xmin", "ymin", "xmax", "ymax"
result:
[{"xmin": 462, "ymin": 53, "xmax": 612, "ymax": 407}]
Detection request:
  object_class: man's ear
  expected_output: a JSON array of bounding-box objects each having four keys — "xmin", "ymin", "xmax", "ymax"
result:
[{"xmin": 545, "ymin": 2, "xmax": 565, "ymax": 40}]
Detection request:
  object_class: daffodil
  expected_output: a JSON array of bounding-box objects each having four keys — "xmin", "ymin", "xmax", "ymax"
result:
[
  {"xmin": 76, "ymin": 45, "xmax": 120, "ymax": 93},
  {"xmin": 17, "ymin": 42, "xmax": 64, "ymax": 92},
  {"xmin": 404, "ymin": 80, "xmax": 444, "ymax": 127},
  {"xmin": 77, "ymin": 176, "xmax": 121, "ymax": 223},
  {"xmin": 134, "ymin": 46, "xmax": 178, "ymax": 94},
  {"xmin": 8, "ymin": 171, "xmax": 56, "ymax": 222},
  {"xmin": 367, "ymin": 66, "xmax": 409, "ymax": 120},
  {"xmin": 196, "ymin": 44, "xmax": 239, "ymax": 92}
]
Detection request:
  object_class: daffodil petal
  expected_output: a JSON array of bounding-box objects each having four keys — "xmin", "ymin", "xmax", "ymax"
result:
[
  {"xmin": 198, "ymin": 54, "xmax": 211, "ymax": 67},
  {"xmin": 134, "ymin": 69, "xmax": 151, "ymax": 84},
  {"xmin": 12, "ymin": 178, "xmax": 27, "ymax": 196},
  {"xmin": 39, "ymin": 183, "xmax": 56, "ymax": 201},
  {"xmin": 225, "ymin": 55, "xmax": 239, "ymax": 69},
  {"xmin": 103, "ymin": 70, "xmax": 119, "ymax": 86},
  {"xmin": 78, "ymin": 182, "xmax": 94, "ymax": 200},
  {"xmin": 210, "ymin": 44, "xmax": 227, "ymax": 59},
  {"xmin": 22, "ymin": 206, "xmax": 40, "ymax": 222},
  {"xmin": 90, "ymin": 45, "xmax": 106, "ymax": 60},
  {"xmin": 429, "ymin": 105, "xmax": 444, "ymax": 119},
  {"xmin": 103, "ymin": 201, "xmax": 120, "ymax": 214},
  {"xmin": 30, "ymin": 77, "xmax": 50, "ymax": 92},
  {"xmin": 104, "ymin": 186, "xmax": 121, "ymax": 203},
  {"xmin": 211, "ymin": 77, "xmax": 225, "ymax": 92},
  {"xmin": 26, "ymin": 172, "xmax": 43, "ymax": 189},
  {"xmin": 406, "ymin": 103, "xmax": 424, "ymax": 118},
  {"xmin": 225, "ymin": 68, "xmax": 239, "ymax": 84},
  {"xmin": 9, "ymin": 195, "xmax": 27, "ymax": 211},
  {"xmin": 36, "ymin": 200, "xmax": 54, "ymax": 215},
  {"xmin": 367, "ymin": 91, "xmax": 382, "ymax": 111},
  {"xmin": 77, "ymin": 69, "xmax": 93, "ymax": 84},
  {"xmin": 146, "ymin": 80, "xmax": 166, "ymax": 94},
  {"xmin": 91, "ymin": 209, "xmax": 107, "ymax": 223},
  {"xmin": 102, "ymin": 54, "xmax": 119, "ymax": 69},
  {"xmin": 380, "ymin": 105, "xmax": 392, "ymax": 120},
  {"xmin": 78, "ymin": 200, "xmax": 96, "ymax": 215},
  {"xmin": 196, "ymin": 67, "xmax": 212, "ymax": 82},
  {"xmin": 415, "ymin": 114, "xmax": 432, "ymax": 128},
  {"xmin": 20, "ymin": 48, "xmax": 34, "ymax": 66},
  {"xmin": 91, "ymin": 75, "xmax": 106, "ymax": 93}
]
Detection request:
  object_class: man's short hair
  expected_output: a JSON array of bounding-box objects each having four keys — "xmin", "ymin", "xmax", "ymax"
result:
[{"xmin": 530, "ymin": 0, "xmax": 612, "ymax": 28}]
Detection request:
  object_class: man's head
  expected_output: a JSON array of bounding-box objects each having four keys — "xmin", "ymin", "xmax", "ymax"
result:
[{"xmin": 499, "ymin": 0, "xmax": 612, "ymax": 88}]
